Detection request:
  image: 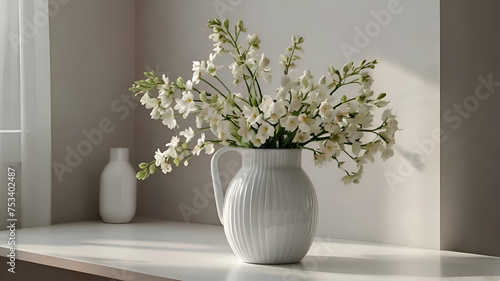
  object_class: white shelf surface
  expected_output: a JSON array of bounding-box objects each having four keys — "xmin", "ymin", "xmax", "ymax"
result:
[{"xmin": 1, "ymin": 217, "xmax": 500, "ymax": 281}]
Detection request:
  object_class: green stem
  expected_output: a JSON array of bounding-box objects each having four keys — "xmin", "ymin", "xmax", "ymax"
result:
[
  {"xmin": 214, "ymin": 75, "xmax": 232, "ymax": 94},
  {"xmin": 301, "ymin": 146, "xmax": 320, "ymax": 153},
  {"xmin": 284, "ymin": 42, "xmax": 297, "ymax": 75},
  {"xmin": 333, "ymin": 97, "xmax": 356, "ymax": 109},
  {"xmin": 200, "ymin": 78, "xmax": 226, "ymax": 98}
]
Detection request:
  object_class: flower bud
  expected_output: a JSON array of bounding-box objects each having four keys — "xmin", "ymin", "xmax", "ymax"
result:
[
  {"xmin": 176, "ymin": 77, "xmax": 184, "ymax": 88},
  {"xmin": 342, "ymin": 62, "xmax": 353, "ymax": 73},
  {"xmin": 247, "ymin": 34, "xmax": 260, "ymax": 46},
  {"xmin": 200, "ymin": 91, "xmax": 210, "ymax": 103},
  {"xmin": 149, "ymin": 164, "xmax": 156, "ymax": 174}
]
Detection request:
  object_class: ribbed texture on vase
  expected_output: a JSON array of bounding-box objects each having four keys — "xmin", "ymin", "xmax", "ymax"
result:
[{"xmin": 223, "ymin": 149, "xmax": 318, "ymax": 264}]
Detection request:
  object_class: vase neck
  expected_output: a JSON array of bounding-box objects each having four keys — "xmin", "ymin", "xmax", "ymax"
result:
[
  {"xmin": 240, "ymin": 149, "xmax": 302, "ymax": 168},
  {"xmin": 110, "ymin": 148, "xmax": 129, "ymax": 162}
]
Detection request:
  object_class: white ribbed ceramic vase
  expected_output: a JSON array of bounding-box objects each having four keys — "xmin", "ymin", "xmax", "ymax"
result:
[{"xmin": 211, "ymin": 148, "xmax": 318, "ymax": 264}]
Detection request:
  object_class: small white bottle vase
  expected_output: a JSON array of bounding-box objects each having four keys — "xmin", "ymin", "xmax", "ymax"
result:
[{"xmin": 99, "ymin": 147, "xmax": 136, "ymax": 223}]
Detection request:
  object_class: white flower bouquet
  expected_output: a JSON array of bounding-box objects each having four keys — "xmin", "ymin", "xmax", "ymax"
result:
[{"xmin": 131, "ymin": 19, "xmax": 399, "ymax": 184}]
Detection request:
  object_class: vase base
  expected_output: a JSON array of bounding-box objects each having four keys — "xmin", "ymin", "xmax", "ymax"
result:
[
  {"xmin": 101, "ymin": 220, "xmax": 132, "ymax": 224},
  {"xmin": 240, "ymin": 258, "xmax": 304, "ymax": 265}
]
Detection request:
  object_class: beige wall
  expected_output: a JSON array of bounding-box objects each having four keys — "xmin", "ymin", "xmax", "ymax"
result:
[
  {"xmin": 50, "ymin": 0, "xmax": 136, "ymax": 224},
  {"xmin": 441, "ymin": 0, "xmax": 500, "ymax": 257},
  {"xmin": 134, "ymin": 0, "xmax": 440, "ymax": 249}
]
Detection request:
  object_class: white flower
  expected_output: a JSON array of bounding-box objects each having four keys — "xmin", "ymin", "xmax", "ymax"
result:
[
  {"xmin": 209, "ymin": 114, "xmax": 223, "ymax": 134},
  {"xmin": 360, "ymin": 71, "xmax": 374, "ymax": 89},
  {"xmin": 209, "ymin": 32, "xmax": 223, "ymax": 42},
  {"xmin": 387, "ymin": 118, "xmax": 399, "ymax": 136},
  {"xmin": 259, "ymin": 53, "xmax": 270, "ymax": 68},
  {"xmin": 308, "ymin": 117, "xmax": 322, "ymax": 135},
  {"xmin": 229, "ymin": 62, "xmax": 244, "ymax": 84},
  {"xmin": 242, "ymin": 106, "xmax": 264, "ymax": 129},
  {"xmin": 204, "ymin": 143, "xmax": 215, "ymax": 155},
  {"xmin": 382, "ymin": 108, "xmax": 396, "ymax": 121},
  {"xmin": 351, "ymin": 140, "xmax": 362, "ymax": 156},
  {"xmin": 166, "ymin": 135, "xmax": 180, "ymax": 148},
  {"xmin": 174, "ymin": 91, "xmax": 196, "ymax": 118},
  {"xmin": 158, "ymin": 75, "xmax": 171, "ymax": 93},
  {"xmin": 280, "ymin": 115, "xmax": 298, "ymax": 132},
  {"xmin": 359, "ymin": 87, "xmax": 374, "ymax": 98},
  {"xmin": 159, "ymin": 94, "xmax": 173, "ymax": 108},
  {"xmin": 192, "ymin": 133, "xmax": 206, "ymax": 156},
  {"xmin": 149, "ymin": 105, "xmax": 163, "ymax": 120},
  {"xmin": 292, "ymin": 132, "xmax": 312, "ymax": 143},
  {"xmin": 297, "ymin": 114, "xmax": 311, "ymax": 133},
  {"xmin": 192, "ymin": 60, "xmax": 207, "ymax": 83},
  {"xmin": 381, "ymin": 145, "xmax": 394, "ymax": 161},
  {"xmin": 185, "ymin": 80, "xmax": 193, "ymax": 91},
  {"xmin": 319, "ymin": 100, "xmax": 334, "ymax": 118},
  {"xmin": 314, "ymin": 153, "xmax": 329, "ymax": 167},
  {"xmin": 269, "ymin": 100, "xmax": 287, "ymax": 124},
  {"xmin": 247, "ymin": 33, "xmax": 260, "ymax": 46},
  {"xmin": 206, "ymin": 59, "xmax": 223, "ymax": 76},
  {"xmin": 213, "ymin": 43, "xmax": 223, "ymax": 54},
  {"xmin": 161, "ymin": 108, "xmax": 177, "ymax": 129},
  {"xmin": 165, "ymin": 145, "xmax": 177, "ymax": 159},
  {"xmin": 199, "ymin": 104, "xmax": 215, "ymax": 121},
  {"xmin": 161, "ymin": 74, "xmax": 169, "ymax": 83},
  {"xmin": 238, "ymin": 118, "xmax": 256, "ymax": 143},
  {"xmin": 180, "ymin": 127, "xmax": 195, "ymax": 142},
  {"xmin": 345, "ymin": 123, "xmax": 363, "ymax": 140},
  {"xmin": 323, "ymin": 121, "xmax": 340, "ymax": 134},
  {"xmin": 341, "ymin": 174, "xmax": 353, "ymax": 185},
  {"xmin": 140, "ymin": 93, "xmax": 151, "ymax": 106},
  {"xmin": 259, "ymin": 95, "xmax": 274, "ymax": 118},
  {"xmin": 256, "ymin": 122, "xmax": 275, "ymax": 141},
  {"xmin": 319, "ymin": 141, "xmax": 340, "ymax": 158},
  {"xmin": 360, "ymin": 141, "xmax": 383, "ymax": 163},
  {"xmin": 329, "ymin": 129, "xmax": 347, "ymax": 149},
  {"xmin": 288, "ymin": 97, "xmax": 302, "ymax": 112},
  {"xmin": 379, "ymin": 130, "xmax": 393, "ymax": 143},
  {"xmin": 161, "ymin": 162, "xmax": 172, "ymax": 174},
  {"xmin": 252, "ymin": 135, "xmax": 265, "ymax": 147},
  {"xmin": 154, "ymin": 149, "xmax": 166, "ymax": 166},
  {"xmin": 141, "ymin": 94, "xmax": 160, "ymax": 111},
  {"xmin": 214, "ymin": 120, "xmax": 235, "ymax": 145},
  {"xmin": 350, "ymin": 105, "xmax": 373, "ymax": 128},
  {"xmin": 217, "ymin": 95, "xmax": 234, "ymax": 115}
]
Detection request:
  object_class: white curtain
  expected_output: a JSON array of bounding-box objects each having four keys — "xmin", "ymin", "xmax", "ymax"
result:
[{"xmin": 0, "ymin": 0, "xmax": 51, "ymax": 228}]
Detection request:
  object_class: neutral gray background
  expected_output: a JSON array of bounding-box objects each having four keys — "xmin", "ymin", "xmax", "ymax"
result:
[
  {"xmin": 440, "ymin": 0, "xmax": 500, "ymax": 257},
  {"xmin": 50, "ymin": 0, "xmax": 135, "ymax": 224}
]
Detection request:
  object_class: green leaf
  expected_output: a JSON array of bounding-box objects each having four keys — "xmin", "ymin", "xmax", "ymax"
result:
[
  {"xmin": 139, "ymin": 162, "xmax": 148, "ymax": 169},
  {"xmin": 377, "ymin": 93, "xmax": 386, "ymax": 99}
]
